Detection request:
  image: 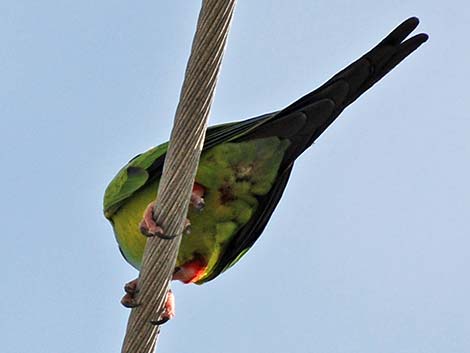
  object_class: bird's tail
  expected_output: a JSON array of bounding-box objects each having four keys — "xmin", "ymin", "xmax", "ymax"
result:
[
  {"xmin": 249, "ymin": 17, "xmax": 428, "ymax": 160},
  {"xmin": 283, "ymin": 17, "xmax": 427, "ymax": 117}
]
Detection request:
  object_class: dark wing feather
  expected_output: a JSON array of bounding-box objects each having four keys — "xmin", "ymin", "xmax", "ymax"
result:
[{"xmin": 145, "ymin": 113, "xmax": 276, "ymax": 177}]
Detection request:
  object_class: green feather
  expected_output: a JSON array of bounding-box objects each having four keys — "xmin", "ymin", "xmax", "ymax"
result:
[{"xmin": 103, "ymin": 143, "xmax": 168, "ymax": 218}]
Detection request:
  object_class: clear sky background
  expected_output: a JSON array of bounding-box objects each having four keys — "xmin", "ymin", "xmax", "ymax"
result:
[{"xmin": 1, "ymin": 1, "xmax": 469, "ymax": 352}]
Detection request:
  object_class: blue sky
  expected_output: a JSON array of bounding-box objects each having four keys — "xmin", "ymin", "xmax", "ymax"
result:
[{"xmin": 1, "ymin": 1, "xmax": 469, "ymax": 352}]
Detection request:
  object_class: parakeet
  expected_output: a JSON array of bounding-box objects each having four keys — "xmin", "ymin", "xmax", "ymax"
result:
[{"xmin": 104, "ymin": 18, "xmax": 428, "ymax": 320}]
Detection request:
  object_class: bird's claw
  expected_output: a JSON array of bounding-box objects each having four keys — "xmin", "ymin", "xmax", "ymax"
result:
[
  {"xmin": 140, "ymin": 202, "xmax": 192, "ymax": 239},
  {"xmin": 139, "ymin": 202, "xmax": 166, "ymax": 238},
  {"xmin": 191, "ymin": 183, "xmax": 206, "ymax": 211},
  {"xmin": 121, "ymin": 278, "xmax": 140, "ymax": 307},
  {"xmin": 190, "ymin": 195, "xmax": 205, "ymax": 211},
  {"xmin": 139, "ymin": 183, "xmax": 204, "ymax": 238},
  {"xmin": 121, "ymin": 293, "xmax": 140, "ymax": 308},
  {"xmin": 183, "ymin": 218, "xmax": 191, "ymax": 235},
  {"xmin": 150, "ymin": 316, "xmax": 171, "ymax": 326},
  {"xmin": 151, "ymin": 289, "xmax": 175, "ymax": 325},
  {"xmin": 121, "ymin": 280, "xmax": 175, "ymax": 325},
  {"xmin": 124, "ymin": 278, "xmax": 139, "ymax": 294}
]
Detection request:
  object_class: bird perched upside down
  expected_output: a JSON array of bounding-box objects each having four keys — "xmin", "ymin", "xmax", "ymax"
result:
[{"xmin": 104, "ymin": 18, "xmax": 428, "ymax": 323}]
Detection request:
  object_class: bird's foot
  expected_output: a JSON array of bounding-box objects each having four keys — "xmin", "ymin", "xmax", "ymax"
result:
[
  {"xmin": 190, "ymin": 183, "xmax": 206, "ymax": 211},
  {"xmin": 121, "ymin": 278, "xmax": 140, "ymax": 308},
  {"xmin": 139, "ymin": 201, "xmax": 165, "ymax": 237},
  {"xmin": 121, "ymin": 280, "xmax": 176, "ymax": 325},
  {"xmin": 139, "ymin": 202, "xmax": 191, "ymax": 239},
  {"xmin": 151, "ymin": 289, "xmax": 175, "ymax": 325},
  {"xmin": 139, "ymin": 183, "xmax": 205, "ymax": 239}
]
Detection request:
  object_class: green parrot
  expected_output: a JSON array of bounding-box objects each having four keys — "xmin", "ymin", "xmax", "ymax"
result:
[{"xmin": 104, "ymin": 18, "xmax": 427, "ymax": 321}]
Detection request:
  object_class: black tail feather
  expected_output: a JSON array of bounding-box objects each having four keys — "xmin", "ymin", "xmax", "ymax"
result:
[{"xmin": 280, "ymin": 17, "xmax": 428, "ymax": 118}]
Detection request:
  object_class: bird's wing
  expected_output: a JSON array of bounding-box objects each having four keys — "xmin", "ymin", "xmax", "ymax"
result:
[{"xmin": 103, "ymin": 113, "xmax": 277, "ymax": 219}]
